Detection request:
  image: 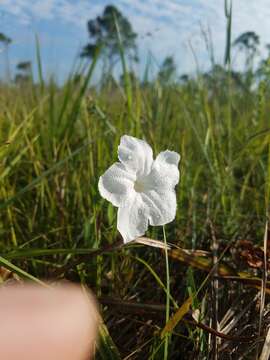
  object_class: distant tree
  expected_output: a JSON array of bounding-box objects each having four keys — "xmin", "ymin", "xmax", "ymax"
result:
[
  {"xmin": 100, "ymin": 73, "xmax": 118, "ymax": 92},
  {"xmin": 233, "ymin": 31, "xmax": 260, "ymax": 68},
  {"xmin": 233, "ymin": 31, "xmax": 260, "ymax": 89},
  {"xmin": 0, "ymin": 33, "xmax": 11, "ymax": 46},
  {"xmin": 17, "ymin": 61, "xmax": 32, "ymax": 72},
  {"xmin": 256, "ymin": 43, "xmax": 270, "ymax": 81},
  {"xmin": 15, "ymin": 61, "xmax": 32, "ymax": 84},
  {"xmin": 158, "ymin": 56, "xmax": 177, "ymax": 85},
  {"xmin": 14, "ymin": 73, "xmax": 29, "ymax": 85},
  {"xmin": 202, "ymin": 64, "xmax": 245, "ymax": 99},
  {"xmin": 179, "ymin": 74, "xmax": 190, "ymax": 83},
  {"xmin": 81, "ymin": 5, "xmax": 137, "ymax": 72},
  {"xmin": 0, "ymin": 32, "xmax": 12, "ymax": 82},
  {"xmin": 265, "ymin": 44, "xmax": 270, "ymax": 54},
  {"xmin": 119, "ymin": 70, "xmax": 137, "ymax": 87}
]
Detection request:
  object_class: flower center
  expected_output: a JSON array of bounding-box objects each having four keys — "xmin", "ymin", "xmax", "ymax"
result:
[{"xmin": 134, "ymin": 179, "xmax": 145, "ymax": 193}]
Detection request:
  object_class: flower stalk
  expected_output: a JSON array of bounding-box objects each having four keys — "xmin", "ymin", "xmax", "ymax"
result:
[{"xmin": 163, "ymin": 225, "xmax": 170, "ymax": 359}]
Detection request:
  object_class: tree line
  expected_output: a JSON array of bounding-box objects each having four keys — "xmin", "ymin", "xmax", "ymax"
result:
[{"xmin": 0, "ymin": 4, "xmax": 270, "ymax": 88}]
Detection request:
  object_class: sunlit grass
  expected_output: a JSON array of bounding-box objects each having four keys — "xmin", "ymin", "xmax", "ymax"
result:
[{"xmin": 0, "ymin": 46, "xmax": 270, "ymax": 357}]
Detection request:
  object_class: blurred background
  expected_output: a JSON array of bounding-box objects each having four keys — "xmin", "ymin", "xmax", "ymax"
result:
[{"xmin": 1, "ymin": 0, "xmax": 270, "ymax": 84}]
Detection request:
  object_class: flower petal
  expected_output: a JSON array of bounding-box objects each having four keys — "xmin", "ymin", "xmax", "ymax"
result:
[
  {"xmin": 117, "ymin": 194, "xmax": 149, "ymax": 243},
  {"xmin": 98, "ymin": 162, "xmax": 136, "ymax": 207},
  {"xmin": 149, "ymin": 150, "xmax": 180, "ymax": 191},
  {"xmin": 157, "ymin": 150, "xmax": 180, "ymax": 166},
  {"xmin": 141, "ymin": 189, "xmax": 177, "ymax": 226},
  {"xmin": 118, "ymin": 135, "xmax": 153, "ymax": 177}
]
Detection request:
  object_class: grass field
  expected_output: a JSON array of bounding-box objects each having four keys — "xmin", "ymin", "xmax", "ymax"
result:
[{"xmin": 1, "ymin": 26, "xmax": 270, "ymax": 359}]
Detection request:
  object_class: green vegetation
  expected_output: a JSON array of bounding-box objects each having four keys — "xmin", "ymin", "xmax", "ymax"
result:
[{"xmin": 1, "ymin": 2, "xmax": 270, "ymax": 359}]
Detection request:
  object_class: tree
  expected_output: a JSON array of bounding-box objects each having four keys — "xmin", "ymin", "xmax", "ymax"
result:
[
  {"xmin": 17, "ymin": 61, "xmax": 32, "ymax": 72},
  {"xmin": 0, "ymin": 32, "xmax": 12, "ymax": 82},
  {"xmin": 179, "ymin": 74, "xmax": 189, "ymax": 83},
  {"xmin": 233, "ymin": 31, "xmax": 260, "ymax": 68},
  {"xmin": 15, "ymin": 61, "xmax": 32, "ymax": 84},
  {"xmin": 256, "ymin": 44, "xmax": 270, "ymax": 81},
  {"xmin": 119, "ymin": 70, "xmax": 137, "ymax": 87},
  {"xmin": 203, "ymin": 64, "xmax": 245, "ymax": 96},
  {"xmin": 0, "ymin": 33, "xmax": 11, "ymax": 46},
  {"xmin": 14, "ymin": 74, "xmax": 29, "ymax": 85},
  {"xmin": 157, "ymin": 56, "xmax": 177, "ymax": 85},
  {"xmin": 233, "ymin": 31, "xmax": 260, "ymax": 89},
  {"xmin": 81, "ymin": 5, "xmax": 137, "ymax": 71}
]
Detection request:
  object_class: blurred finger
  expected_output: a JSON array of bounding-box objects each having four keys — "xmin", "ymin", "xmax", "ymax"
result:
[{"xmin": 0, "ymin": 283, "xmax": 98, "ymax": 360}]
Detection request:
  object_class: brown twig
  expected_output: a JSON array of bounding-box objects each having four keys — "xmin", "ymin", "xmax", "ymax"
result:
[
  {"xmin": 209, "ymin": 218, "xmax": 219, "ymax": 359},
  {"xmin": 99, "ymin": 296, "xmax": 262, "ymax": 344}
]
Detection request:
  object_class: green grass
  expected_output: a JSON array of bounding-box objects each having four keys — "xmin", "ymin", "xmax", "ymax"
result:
[{"xmin": 1, "ymin": 50, "xmax": 270, "ymax": 358}]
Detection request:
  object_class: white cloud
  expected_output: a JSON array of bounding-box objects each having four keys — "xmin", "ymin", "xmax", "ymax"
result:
[{"xmin": 0, "ymin": 0, "xmax": 102, "ymax": 26}]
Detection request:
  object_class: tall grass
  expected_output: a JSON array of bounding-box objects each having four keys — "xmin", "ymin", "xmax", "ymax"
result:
[{"xmin": 1, "ymin": 27, "xmax": 270, "ymax": 358}]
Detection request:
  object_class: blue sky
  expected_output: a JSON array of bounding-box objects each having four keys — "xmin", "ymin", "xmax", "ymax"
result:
[{"xmin": 0, "ymin": 0, "xmax": 270, "ymax": 83}]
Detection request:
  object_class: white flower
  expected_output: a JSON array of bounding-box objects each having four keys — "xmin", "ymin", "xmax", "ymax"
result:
[{"xmin": 98, "ymin": 135, "xmax": 180, "ymax": 243}]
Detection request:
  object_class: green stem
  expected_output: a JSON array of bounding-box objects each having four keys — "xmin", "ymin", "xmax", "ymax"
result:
[{"xmin": 163, "ymin": 225, "xmax": 170, "ymax": 359}]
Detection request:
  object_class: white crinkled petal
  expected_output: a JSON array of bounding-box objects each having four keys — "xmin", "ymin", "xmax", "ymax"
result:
[
  {"xmin": 149, "ymin": 150, "xmax": 180, "ymax": 190},
  {"xmin": 141, "ymin": 189, "xmax": 177, "ymax": 226},
  {"xmin": 118, "ymin": 135, "xmax": 153, "ymax": 177},
  {"xmin": 117, "ymin": 194, "xmax": 149, "ymax": 243},
  {"xmin": 157, "ymin": 150, "xmax": 180, "ymax": 167},
  {"xmin": 98, "ymin": 162, "xmax": 136, "ymax": 207}
]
